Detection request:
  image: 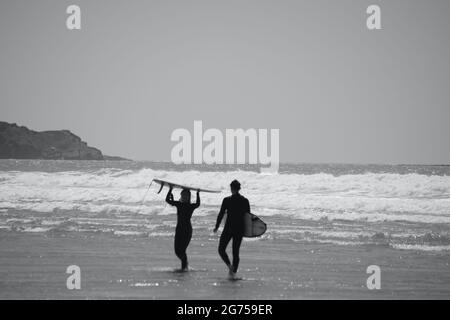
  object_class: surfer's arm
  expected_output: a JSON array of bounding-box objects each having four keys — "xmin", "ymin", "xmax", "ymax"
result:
[
  {"xmin": 214, "ymin": 199, "xmax": 227, "ymax": 231},
  {"xmin": 193, "ymin": 190, "xmax": 200, "ymax": 209},
  {"xmin": 165, "ymin": 188, "xmax": 176, "ymax": 206}
]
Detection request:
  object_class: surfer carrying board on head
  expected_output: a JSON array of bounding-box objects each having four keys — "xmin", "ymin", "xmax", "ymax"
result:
[
  {"xmin": 166, "ymin": 186, "xmax": 200, "ymax": 272},
  {"xmin": 214, "ymin": 180, "xmax": 250, "ymax": 280}
]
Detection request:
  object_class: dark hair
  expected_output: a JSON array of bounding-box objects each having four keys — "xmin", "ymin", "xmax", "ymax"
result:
[
  {"xmin": 180, "ymin": 189, "xmax": 191, "ymax": 202},
  {"xmin": 181, "ymin": 189, "xmax": 191, "ymax": 196},
  {"xmin": 230, "ymin": 179, "xmax": 241, "ymax": 190}
]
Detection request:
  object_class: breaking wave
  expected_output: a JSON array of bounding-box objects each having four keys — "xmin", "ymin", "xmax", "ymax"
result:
[{"xmin": 1, "ymin": 162, "xmax": 449, "ymax": 252}]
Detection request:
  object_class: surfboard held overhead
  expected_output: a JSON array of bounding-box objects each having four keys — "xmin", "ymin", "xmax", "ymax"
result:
[{"xmin": 152, "ymin": 178, "xmax": 222, "ymax": 194}]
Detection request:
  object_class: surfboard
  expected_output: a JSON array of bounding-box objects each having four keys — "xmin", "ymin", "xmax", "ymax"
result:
[
  {"xmin": 243, "ymin": 213, "xmax": 267, "ymax": 238},
  {"xmin": 152, "ymin": 178, "xmax": 221, "ymax": 194}
]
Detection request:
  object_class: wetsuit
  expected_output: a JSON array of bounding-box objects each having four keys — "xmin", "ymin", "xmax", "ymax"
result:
[
  {"xmin": 166, "ymin": 191, "xmax": 200, "ymax": 269},
  {"xmin": 215, "ymin": 193, "xmax": 250, "ymax": 273}
]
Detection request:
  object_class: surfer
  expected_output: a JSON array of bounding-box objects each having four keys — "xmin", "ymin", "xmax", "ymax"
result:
[
  {"xmin": 166, "ymin": 186, "xmax": 200, "ymax": 271},
  {"xmin": 214, "ymin": 180, "xmax": 250, "ymax": 280}
]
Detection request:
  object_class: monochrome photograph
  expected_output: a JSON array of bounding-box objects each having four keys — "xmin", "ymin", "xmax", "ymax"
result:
[{"xmin": 0, "ymin": 0, "xmax": 449, "ymax": 302}]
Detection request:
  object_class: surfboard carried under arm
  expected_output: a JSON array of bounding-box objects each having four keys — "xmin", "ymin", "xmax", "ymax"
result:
[
  {"xmin": 152, "ymin": 178, "xmax": 221, "ymax": 194},
  {"xmin": 243, "ymin": 213, "xmax": 267, "ymax": 238}
]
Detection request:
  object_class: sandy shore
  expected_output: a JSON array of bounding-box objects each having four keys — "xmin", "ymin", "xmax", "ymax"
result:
[{"xmin": 0, "ymin": 230, "xmax": 449, "ymax": 299}]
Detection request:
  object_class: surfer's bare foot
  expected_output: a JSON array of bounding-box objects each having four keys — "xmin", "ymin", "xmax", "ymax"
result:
[
  {"xmin": 227, "ymin": 265, "xmax": 236, "ymax": 279},
  {"xmin": 174, "ymin": 266, "xmax": 189, "ymax": 273},
  {"xmin": 228, "ymin": 271, "xmax": 239, "ymax": 280}
]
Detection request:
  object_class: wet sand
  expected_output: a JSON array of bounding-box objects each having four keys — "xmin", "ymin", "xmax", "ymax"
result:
[{"xmin": 0, "ymin": 230, "xmax": 449, "ymax": 299}]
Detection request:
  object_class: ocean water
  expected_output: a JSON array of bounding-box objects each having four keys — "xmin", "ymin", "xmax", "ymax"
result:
[{"xmin": 0, "ymin": 160, "xmax": 449, "ymax": 252}]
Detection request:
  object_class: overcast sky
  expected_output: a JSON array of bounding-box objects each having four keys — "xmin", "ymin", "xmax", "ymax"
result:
[{"xmin": 1, "ymin": 0, "xmax": 449, "ymax": 164}]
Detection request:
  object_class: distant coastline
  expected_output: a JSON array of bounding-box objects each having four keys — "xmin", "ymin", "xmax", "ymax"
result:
[
  {"xmin": 1, "ymin": 121, "xmax": 448, "ymax": 166},
  {"xmin": 0, "ymin": 121, "xmax": 129, "ymax": 161}
]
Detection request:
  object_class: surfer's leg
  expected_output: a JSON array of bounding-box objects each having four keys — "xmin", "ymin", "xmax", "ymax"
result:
[
  {"xmin": 180, "ymin": 228, "xmax": 192, "ymax": 270},
  {"xmin": 174, "ymin": 230, "xmax": 187, "ymax": 269},
  {"xmin": 231, "ymin": 234, "xmax": 243, "ymax": 273},
  {"xmin": 218, "ymin": 229, "xmax": 233, "ymax": 269},
  {"xmin": 174, "ymin": 233, "xmax": 181, "ymax": 259},
  {"xmin": 180, "ymin": 252, "xmax": 188, "ymax": 270}
]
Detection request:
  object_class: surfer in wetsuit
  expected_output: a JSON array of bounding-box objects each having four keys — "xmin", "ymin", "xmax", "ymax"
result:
[
  {"xmin": 214, "ymin": 180, "xmax": 250, "ymax": 279},
  {"xmin": 166, "ymin": 187, "xmax": 200, "ymax": 271}
]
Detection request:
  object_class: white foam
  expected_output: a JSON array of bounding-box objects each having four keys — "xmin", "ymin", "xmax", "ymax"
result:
[
  {"xmin": 23, "ymin": 227, "xmax": 52, "ymax": 233},
  {"xmin": 391, "ymin": 244, "xmax": 450, "ymax": 252},
  {"xmin": 0, "ymin": 169, "xmax": 449, "ymax": 224},
  {"xmin": 113, "ymin": 230, "xmax": 144, "ymax": 236},
  {"xmin": 148, "ymin": 231, "xmax": 173, "ymax": 237},
  {"xmin": 132, "ymin": 282, "xmax": 160, "ymax": 287}
]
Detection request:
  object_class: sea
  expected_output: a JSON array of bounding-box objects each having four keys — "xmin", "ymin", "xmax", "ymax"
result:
[{"xmin": 0, "ymin": 160, "xmax": 449, "ymax": 252}]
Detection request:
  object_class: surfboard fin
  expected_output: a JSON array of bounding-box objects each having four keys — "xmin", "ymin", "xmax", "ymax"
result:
[{"xmin": 157, "ymin": 183, "xmax": 164, "ymax": 194}]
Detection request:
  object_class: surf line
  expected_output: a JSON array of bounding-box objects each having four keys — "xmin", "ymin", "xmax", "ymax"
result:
[
  {"xmin": 170, "ymin": 120, "xmax": 279, "ymax": 173},
  {"xmin": 177, "ymin": 304, "xmax": 211, "ymax": 318}
]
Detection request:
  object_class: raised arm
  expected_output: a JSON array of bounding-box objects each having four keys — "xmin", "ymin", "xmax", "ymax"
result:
[
  {"xmin": 165, "ymin": 187, "xmax": 176, "ymax": 206},
  {"xmin": 192, "ymin": 190, "xmax": 200, "ymax": 209},
  {"xmin": 214, "ymin": 198, "xmax": 227, "ymax": 232}
]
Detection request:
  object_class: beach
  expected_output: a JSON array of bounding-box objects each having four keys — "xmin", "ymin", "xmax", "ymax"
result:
[
  {"xmin": 0, "ymin": 160, "xmax": 449, "ymax": 299},
  {"xmin": 1, "ymin": 227, "xmax": 449, "ymax": 299},
  {"xmin": 2, "ymin": 0, "xmax": 450, "ymax": 302}
]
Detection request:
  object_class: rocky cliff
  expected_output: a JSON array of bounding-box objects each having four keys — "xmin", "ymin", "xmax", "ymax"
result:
[{"xmin": 0, "ymin": 122, "xmax": 105, "ymax": 160}]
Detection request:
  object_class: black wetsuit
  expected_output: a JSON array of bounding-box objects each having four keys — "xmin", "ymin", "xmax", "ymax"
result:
[
  {"xmin": 166, "ymin": 191, "xmax": 200, "ymax": 269},
  {"xmin": 215, "ymin": 193, "xmax": 250, "ymax": 273}
]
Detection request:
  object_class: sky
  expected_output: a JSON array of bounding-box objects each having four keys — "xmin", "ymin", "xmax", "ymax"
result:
[{"xmin": 1, "ymin": 0, "xmax": 449, "ymax": 164}]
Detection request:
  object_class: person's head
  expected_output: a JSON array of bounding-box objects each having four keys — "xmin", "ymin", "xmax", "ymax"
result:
[
  {"xmin": 180, "ymin": 189, "xmax": 191, "ymax": 203},
  {"xmin": 230, "ymin": 180, "xmax": 241, "ymax": 195}
]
